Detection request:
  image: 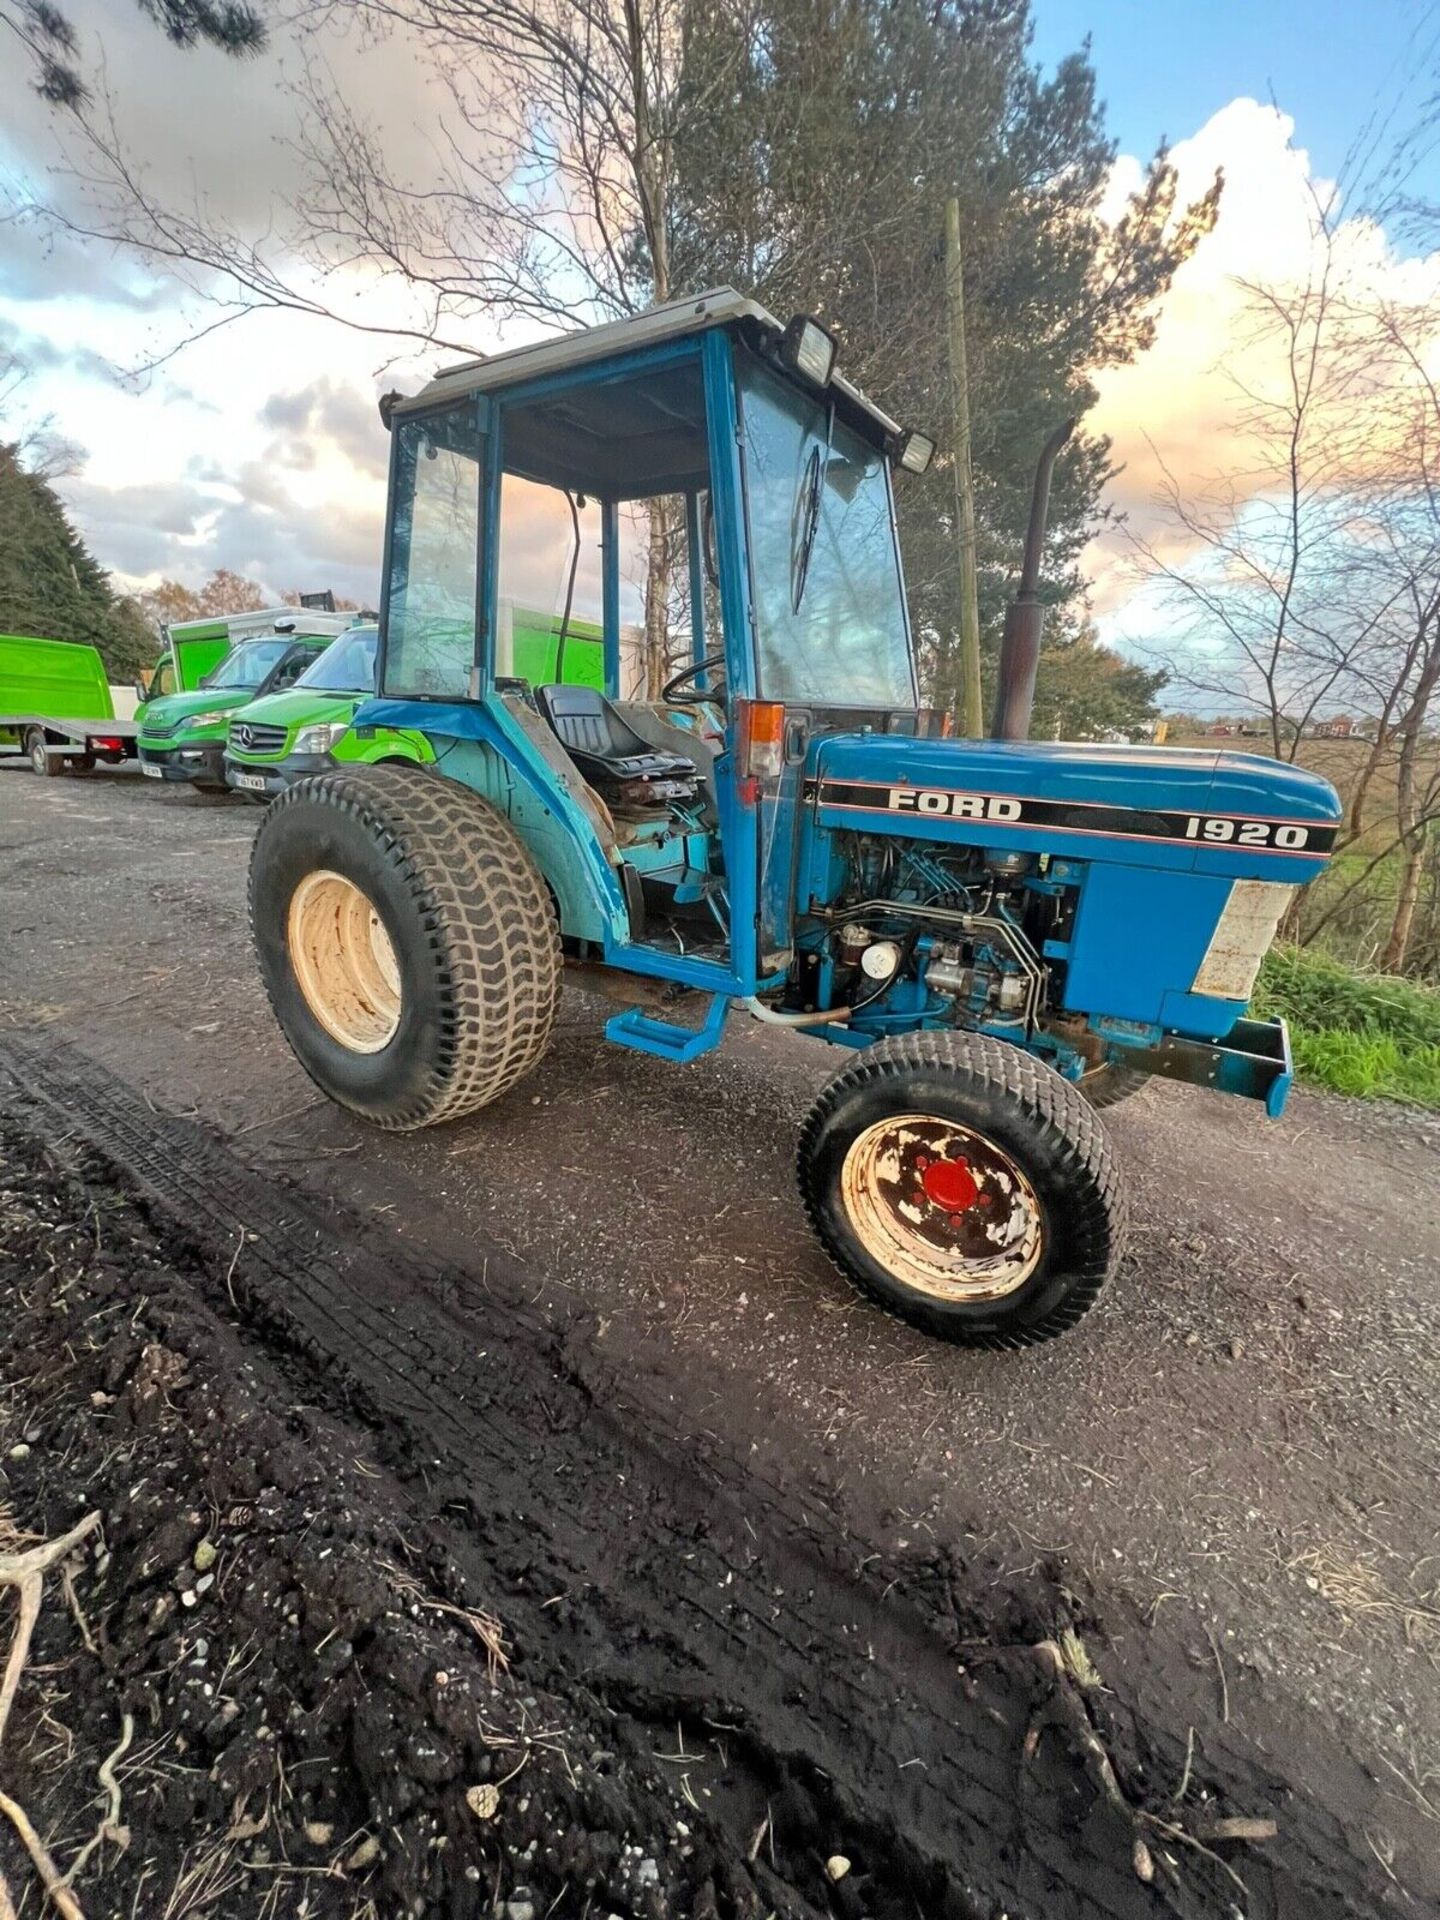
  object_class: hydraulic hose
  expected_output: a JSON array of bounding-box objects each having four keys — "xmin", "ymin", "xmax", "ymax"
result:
[
  {"xmin": 740, "ymin": 996, "xmax": 856, "ymax": 1028},
  {"xmin": 553, "ymin": 490, "xmax": 582, "ymax": 683}
]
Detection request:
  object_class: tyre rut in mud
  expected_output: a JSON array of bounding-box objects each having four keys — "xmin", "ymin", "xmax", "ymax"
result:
[{"xmin": 0, "ymin": 1035, "xmax": 1398, "ymax": 1920}]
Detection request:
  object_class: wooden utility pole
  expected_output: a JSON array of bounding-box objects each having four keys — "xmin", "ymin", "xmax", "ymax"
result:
[{"xmin": 944, "ymin": 197, "xmax": 984, "ymax": 738}]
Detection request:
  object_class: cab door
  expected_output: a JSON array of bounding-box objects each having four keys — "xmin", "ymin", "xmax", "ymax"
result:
[{"xmin": 379, "ymin": 396, "xmax": 489, "ymax": 702}]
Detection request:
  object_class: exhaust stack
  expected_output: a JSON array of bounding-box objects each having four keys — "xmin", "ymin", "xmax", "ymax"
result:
[{"xmin": 990, "ymin": 416, "xmax": 1075, "ymax": 743}]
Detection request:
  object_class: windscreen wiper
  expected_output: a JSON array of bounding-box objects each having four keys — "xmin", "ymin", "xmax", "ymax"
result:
[{"xmin": 791, "ymin": 403, "xmax": 836, "ymax": 614}]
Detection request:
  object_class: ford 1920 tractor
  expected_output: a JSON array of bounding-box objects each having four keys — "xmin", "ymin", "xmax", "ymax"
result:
[{"xmin": 248, "ymin": 289, "xmax": 1342, "ymax": 1346}]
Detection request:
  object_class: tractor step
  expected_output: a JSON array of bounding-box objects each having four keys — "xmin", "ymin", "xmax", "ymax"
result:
[{"xmin": 604, "ymin": 993, "xmax": 730, "ymax": 1063}]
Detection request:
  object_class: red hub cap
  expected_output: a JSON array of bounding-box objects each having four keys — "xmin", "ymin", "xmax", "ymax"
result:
[{"xmin": 921, "ymin": 1155, "xmax": 979, "ymax": 1214}]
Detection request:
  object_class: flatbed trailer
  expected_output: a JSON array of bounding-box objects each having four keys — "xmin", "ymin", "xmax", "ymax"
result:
[
  {"xmin": 0, "ymin": 713, "xmax": 139, "ymax": 775},
  {"xmin": 1, "ymin": 634, "xmax": 140, "ymax": 775}
]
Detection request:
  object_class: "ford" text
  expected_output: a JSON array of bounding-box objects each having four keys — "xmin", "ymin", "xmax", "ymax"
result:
[{"xmin": 886, "ymin": 788, "xmax": 1023, "ymax": 820}]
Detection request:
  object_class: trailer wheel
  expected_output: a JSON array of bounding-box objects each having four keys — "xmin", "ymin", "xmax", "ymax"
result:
[
  {"xmin": 798, "ymin": 1032, "xmax": 1126, "ymax": 1347},
  {"xmin": 1081, "ymin": 1062, "xmax": 1147, "ymax": 1110},
  {"xmin": 26, "ymin": 728, "xmax": 61, "ymax": 777},
  {"xmin": 249, "ymin": 766, "xmax": 561, "ymax": 1129}
]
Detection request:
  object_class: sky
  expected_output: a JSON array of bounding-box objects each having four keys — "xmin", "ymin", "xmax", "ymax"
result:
[
  {"xmin": 2, "ymin": 1, "xmax": 1439, "ymax": 657},
  {"xmin": 1030, "ymin": 0, "xmax": 1440, "ymax": 199}
]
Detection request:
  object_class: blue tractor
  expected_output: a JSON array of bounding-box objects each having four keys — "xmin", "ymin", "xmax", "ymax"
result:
[{"xmin": 249, "ymin": 289, "xmax": 1342, "ymax": 1346}]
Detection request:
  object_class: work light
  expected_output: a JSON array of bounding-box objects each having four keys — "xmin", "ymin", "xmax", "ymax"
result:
[
  {"xmin": 896, "ymin": 430, "xmax": 936, "ymax": 474},
  {"xmin": 779, "ymin": 315, "xmax": 837, "ymax": 389}
]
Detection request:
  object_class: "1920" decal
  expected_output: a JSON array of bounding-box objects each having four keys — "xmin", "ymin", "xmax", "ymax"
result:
[{"xmin": 1183, "ymin": 816, "xmax": 1311, "ymax": 849}]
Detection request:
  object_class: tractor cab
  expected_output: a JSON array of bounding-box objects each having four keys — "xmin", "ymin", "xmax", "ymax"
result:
[{"xmin": 360, "ymin": 288, "xmax": 932, "ymax": 1009}]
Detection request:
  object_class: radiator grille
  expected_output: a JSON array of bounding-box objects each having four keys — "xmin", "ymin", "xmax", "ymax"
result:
[{"xmin": 228, "ymin": 720, "xmax": 288, "ymax": 756}]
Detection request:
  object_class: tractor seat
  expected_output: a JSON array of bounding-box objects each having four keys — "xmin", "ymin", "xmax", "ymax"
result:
[{"xmin": 537, "ymin": 684, "xmax": 697, "ymax": 807}]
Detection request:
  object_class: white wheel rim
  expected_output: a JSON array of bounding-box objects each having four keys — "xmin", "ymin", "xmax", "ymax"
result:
[
  {"xmin": 287, "ymin": 870, "xmax": 402, "ymax": 1054},
  {"xmin": 840, "ymin": 1113, "xmax": 1043, "ymax": 1303}
]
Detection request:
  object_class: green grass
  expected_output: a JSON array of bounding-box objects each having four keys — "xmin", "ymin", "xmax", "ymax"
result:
[{"xmin": 1255, "ymin": 945, "xmax": 1440, "ymax": 1106}]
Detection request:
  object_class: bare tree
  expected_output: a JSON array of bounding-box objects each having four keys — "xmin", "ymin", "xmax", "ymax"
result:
[
  {"xmin": 0, "ymin": 342, "xmax": 86, "ymax": 477},
  {"xmin": 1133, "ymin": 199, "xmax": 1384, "ymax": 761},
  {"xmin": 28, "ymin": 0, "xmax": 753, "ymax": 690},
  {"xmin": 1136, "ymin": 186, "xmax": 1440, "ymax": 973},
  {"xmin": 1358, "ymin": 303, "xmax": 1440, "ymax": 968}
]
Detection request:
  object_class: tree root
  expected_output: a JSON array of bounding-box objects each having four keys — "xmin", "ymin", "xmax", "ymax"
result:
[
  {"xmin": 0, "ymin": 1511, "xmax": 103, "ymax": 1918},
  {"xmin": 60, "ymin": 1714, "xmax": 133, "ymax": 1888},
  {"xmin": 0, "ymin": 1791, "xmax": 84, "ymax": 1920},
  {"xmin": 0, "ymin": 1513, "xmax": 102, "ymax": 1750},
  {"xmin": 1022, "ymin": 1638, "xmax": 1274, "ymax": 1894}
]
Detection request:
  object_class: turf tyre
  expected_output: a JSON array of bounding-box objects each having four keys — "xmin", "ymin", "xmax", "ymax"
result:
[
  {"xmin": 249, "ymin": 765, "xmax": 560, "ymax": 1129},
  {"xmin": 798, "ymin": 1031, "xmax": 1125, "ymax": 1347},
  {"xmin": 1080, "ymin": 1062, "xmax": 1148, "ymax": 1110}
]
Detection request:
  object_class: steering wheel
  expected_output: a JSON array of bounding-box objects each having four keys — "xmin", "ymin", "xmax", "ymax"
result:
[{"xmin": 662, "ymin": 652, "xmax": 728, "ymax": 706}]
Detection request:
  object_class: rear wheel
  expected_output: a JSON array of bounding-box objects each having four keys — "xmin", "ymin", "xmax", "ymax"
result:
[
  {"xmin": 26, "ymin": 728, "xmax": 61, "ymax": 777},
  {"xmin": 249, "ymin": 766, "xmax": 561, "ymax": 1129},
  {"xmin": 798, "ymin": 1032, "xmax": 1125, "ymax": 1347}
]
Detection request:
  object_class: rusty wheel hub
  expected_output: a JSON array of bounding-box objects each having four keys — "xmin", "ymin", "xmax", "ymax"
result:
[{"xmin": 840, "ymin": 1114, "xmax": 1043, "ymax": 1302}]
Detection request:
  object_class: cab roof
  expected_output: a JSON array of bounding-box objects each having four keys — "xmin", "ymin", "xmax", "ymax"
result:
[{"xmin": 392, "ymin": 287, "xmax": 905, "ymax": 448}]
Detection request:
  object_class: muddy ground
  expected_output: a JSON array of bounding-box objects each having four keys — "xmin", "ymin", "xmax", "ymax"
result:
[{"xmin": 1, "ymin": 764, "xmax": 1438, "ymax": 1916}]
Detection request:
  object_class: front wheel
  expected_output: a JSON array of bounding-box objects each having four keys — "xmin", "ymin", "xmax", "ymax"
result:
[
  {"xmin": 798, "ymin": 1033, "xmax": 1126, "ymax": 1347},
  {"xmin": 1080, "ymin": 1061, "xmax": 1148, "ymax": 1110},
  {"xmin": 26, "ymin": 728, "xmax": 61, "ymax": 777}
]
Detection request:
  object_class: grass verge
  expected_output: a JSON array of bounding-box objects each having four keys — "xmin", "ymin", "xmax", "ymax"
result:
[{"xmin": 1255, "ymin": 945, "xmax": 1440, "ymax": 1107}]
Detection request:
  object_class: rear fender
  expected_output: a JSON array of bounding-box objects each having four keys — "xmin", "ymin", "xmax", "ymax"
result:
[{"xmin": 354, "ymin": 695, "xmax": 628, "ymax": 946}]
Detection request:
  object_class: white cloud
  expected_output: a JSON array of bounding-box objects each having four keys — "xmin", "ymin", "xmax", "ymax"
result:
[
  {"xmin": 1088, "ymin": 98, "xmax": 1440, "ymax": 641},
  {"xmin": 0, "ymin": 0, "xmax": 516, "ymax": 603}
]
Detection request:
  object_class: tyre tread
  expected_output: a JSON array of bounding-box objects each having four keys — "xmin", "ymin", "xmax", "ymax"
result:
[
  {"xmin": 249, "ymin": 766, "xmax": 560, "ymax": 1129},
  {"xmin": 1082, "ymin": 1062, "xmax": 1148, "ymax": 1110}
]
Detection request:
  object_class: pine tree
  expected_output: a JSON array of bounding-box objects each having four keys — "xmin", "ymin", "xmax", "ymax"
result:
[
  {"xmin": 0, "ymin": 445, "xmax": 154, "ymax": 678},
  {"xmin": 672, "ymin": 0, "xmax": 1220, "ymax": 718}
]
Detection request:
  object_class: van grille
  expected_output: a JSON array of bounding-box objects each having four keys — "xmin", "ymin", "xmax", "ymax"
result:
[{"xmin": 228, "ymin": 720, "xmax": 288, "ymax": 756}]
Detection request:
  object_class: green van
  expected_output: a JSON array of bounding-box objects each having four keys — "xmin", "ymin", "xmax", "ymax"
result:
[
  {"xmin": 0, "ymin": 633, "xmax": 137, "ymax": 773},
  {"xmin": 224, "ymin": 627, "xmax": 433, "ymax": 796},
  {"xmin": 137, "ymin": 630, "xmax": 340, "ymax": 789},
  {"xmin": 139, "ymin": 608, "xmax": 360, "ymax": 707}
]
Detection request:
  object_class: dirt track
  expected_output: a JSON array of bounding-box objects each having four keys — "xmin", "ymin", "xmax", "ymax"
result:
[{"xmin": 2, "ymin": 763, "xmax": 1439, "ymax": 1916}]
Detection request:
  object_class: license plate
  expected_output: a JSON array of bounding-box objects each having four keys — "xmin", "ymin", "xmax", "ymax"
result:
[
  {"xmin": 141, "ymin": 763, "xmax": 162, "ymax": 779},
  {"xmin": 233, "ymin": 771, "xmax": 269, "ymax": 792}
]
